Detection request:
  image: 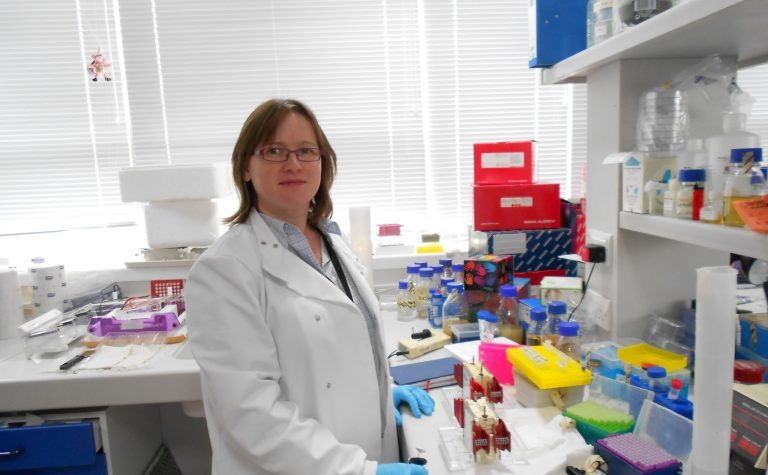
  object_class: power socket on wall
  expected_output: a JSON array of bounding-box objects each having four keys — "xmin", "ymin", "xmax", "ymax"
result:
[{"xmin": 587, "ymin": 229, "xmax": 612, "ymax": 267}]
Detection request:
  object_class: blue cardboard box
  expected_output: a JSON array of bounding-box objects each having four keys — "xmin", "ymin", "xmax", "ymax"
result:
[{"xmin": 529, "ymin": 0, "xmax": 588, "ymax": 68}]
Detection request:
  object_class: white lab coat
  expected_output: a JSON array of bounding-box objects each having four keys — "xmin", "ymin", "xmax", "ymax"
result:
[{"xmin": 186, "ymin": 211, "xmax": 398, "ymax": 475}]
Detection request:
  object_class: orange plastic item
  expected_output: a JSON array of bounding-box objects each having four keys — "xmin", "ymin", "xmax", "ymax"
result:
[{"xmin": 734, "ymin": 196, "xmax": 768, "ymax": 233}]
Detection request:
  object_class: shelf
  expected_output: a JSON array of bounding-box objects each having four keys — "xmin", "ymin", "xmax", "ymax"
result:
[
  {"xmin": 543, "ymin": 0, "xmax": 768, "ymax": 85},
  {"xmin": 619, "ymin": 212, "xmax": 768, "ymax": 260}
]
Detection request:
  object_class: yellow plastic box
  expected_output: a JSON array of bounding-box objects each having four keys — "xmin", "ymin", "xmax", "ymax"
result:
[{"xmin": 616, "ymin": 342, "xmax": 688, "ymax": 372}]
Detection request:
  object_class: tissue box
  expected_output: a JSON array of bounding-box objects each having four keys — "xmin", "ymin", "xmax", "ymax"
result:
[
  {"xmin": 463, "ymin": 255, "xmax": 514, "ymax": 292},
  {"xmin": 622, "ymin": 152, "xmax": 676, "ymax": 214},
  {"xmin": 528, "ymin": 0, "xmax": 588, "ymax": 68},
  {"xmin": 474, "ymin": 141, "xmax": 534, "ymax": 185},
  {"xmin": 474, "ymin": 183, "xmax": 561, "ymax": 231},
  {"xmin": 540, "ymin": 276, "xmax": 583, "ymax": 309}
]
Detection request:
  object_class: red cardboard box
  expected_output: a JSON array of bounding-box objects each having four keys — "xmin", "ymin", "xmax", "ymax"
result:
[
  {"xmin": 474, "ymin": 183, "xmax": 561, "ymax": 231},
  {"xmin": 474, "ymin": 141, "xmax": 534, "ymax": 184}
]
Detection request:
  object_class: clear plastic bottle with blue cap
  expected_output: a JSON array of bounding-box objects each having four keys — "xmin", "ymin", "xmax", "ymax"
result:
[
  {"xmin": 415, "ymin": 268, "xmax": 434, "ymax": 319},
  {"xmin": 396, "ymin": 280, "xmax": 416, "ymax": 322},
  {"xmin": 546, "ymin": 301, "xmax": 567, "ymax": 344},
  {"xmin": 556, "ymin": 321, "xmax": 581, "ymax": 361},
  {"xmin": 496, "ymin": 283, "xmax": 523, "ymax": 343},
  {"xmin": 442, "ymin": 282, "xmax": 467, "ymax": 336},
  {"xmin": 439, "ymin": 258, "xmax": 453, "ymax": 279},
  {"xmin": 429, "ymin": 288, "xmax": 444, "ymax": 329},
  {"xmin": 526, "ymin": 307, "xmax": 549, "ymax": 346},
  {"xmin": 647, "ymin": 365, "xmax": 667, "ymax": 395},
  {"xmin": 477, "ymin": 310, "xmax": 499, "ymax": 342},
  {"xmin": 452, "ymin": 263, "xmax": 464, "ymax": 285},
  {"xmin": 676, "ymin": 168, "xmax": 706, "ymax": 220}
]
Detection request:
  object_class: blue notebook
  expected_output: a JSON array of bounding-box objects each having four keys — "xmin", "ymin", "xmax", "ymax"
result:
[{"xmin": 390, "ymin": 357, "xmax": 459, "ymax": 388}]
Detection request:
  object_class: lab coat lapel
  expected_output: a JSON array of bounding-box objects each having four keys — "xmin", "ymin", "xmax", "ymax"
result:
[
  {"xmin": 329, "ymin": 234, "xmax": 379, "ymax": 318},
  {"xmin": 249, "ymin": 214, "xmax": 355, "ymax": 308}
]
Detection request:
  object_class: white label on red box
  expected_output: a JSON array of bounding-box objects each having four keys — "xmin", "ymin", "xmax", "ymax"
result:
[
  {"xmin": 481, "ymin": 152, "xmax": 525, "ymax": 169},
  {"xmin": 500, "ymin": 197, "xmax": 533, "ymax": 207}
]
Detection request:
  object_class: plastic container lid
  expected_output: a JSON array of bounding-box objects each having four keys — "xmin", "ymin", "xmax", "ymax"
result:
[
  {"xmin": 430, "ymin": 265, "xmax": 443, "ymax": 274},
  {"xmin": 548, "ymin": 301, "xmax": 567, "ymax": 315},
  {"xmin": 406, "ymin": 264, "xmax": 420, "ymax": 274},
  {"xmin": 730, "ymin": 147, "xmax": 762, "ymax": 164},
  {"xmin": 398, "ymin": 280, "xmax": 408, "ymax": 290},
  {"xmin": 451, "ymin": 263, "xmax": 464, "ymax": 272},
  {"xmin": 506, "ymin": 345, "xmax": 592, "ymax": 389},
  {"xmin": 500, "ymin": 283, "xmax": 518, "ymax": 298},
  {"xmin": 678, "ymin": 168, "xmax": 706, "ymax": 183},
  {"xmin": 419, "ymin": 268, "xmax": 434, "ymax": 278},
  {"xmin": 734, "ymin": 359, "xmax": 766, "ymax": 384},
  {"xmin": 440, "ymin": 277, "xmax": 452, "ymax": 286},
  {"xmin": 670, "ymin": 378, "xmax": 683, "ymax": 390},
  {"xmin": 558, "ymin": 320, "xmax": 579, "ymax": 336},
  {"xmin": 414, "ymin": 261, "xmax": 428, "ymax": 269},
  {"xmin": 530, "ymin": 307, "xmax": 547, "ymax": 322},
  {"xmin": 762, "ymin": 166, "xmax": 767, "ymax": 180},
  {"xmin": 647, "ymin": 366, "xmax": 667, "ymax": 379},
  {"xmin": 477, "ymin": 310, "xmax": 498, "ymax": 323},
  {"xmin": 617, "ymin": 343, "xmax": 688, "ymax": 372},
  {"xmin": 447, "ymin": 282, "xmax": 464, "ymax": 293},
  {"xmin": 439, "ymin": 258, "xmax": 452, "ymax": 267}
]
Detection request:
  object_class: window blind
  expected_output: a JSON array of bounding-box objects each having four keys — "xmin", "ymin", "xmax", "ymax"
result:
[{"xmin": 2, "ymin": 0, "xmax": 587, "ymax": 236}]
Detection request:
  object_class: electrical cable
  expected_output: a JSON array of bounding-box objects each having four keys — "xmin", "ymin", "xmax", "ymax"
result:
[
  {"xmin": 388, "ymin": 349, "xmax": 409, "ymax": 359},
  {"xmin": 567, "ymin": 262, "xmax": 595, "ymax": 322}
]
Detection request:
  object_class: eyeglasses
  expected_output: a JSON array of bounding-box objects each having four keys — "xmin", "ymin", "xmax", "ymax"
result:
[{"xmin": 256, "ymin": 146, "xmax": 322, "ymax": 162}]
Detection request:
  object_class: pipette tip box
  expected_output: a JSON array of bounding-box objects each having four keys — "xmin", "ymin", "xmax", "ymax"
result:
[{"xmin": 594, "ymin": 433, "xmax": 681, "ymax": 475}]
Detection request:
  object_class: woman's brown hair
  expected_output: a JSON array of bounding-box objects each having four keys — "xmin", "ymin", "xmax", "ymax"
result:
[{"xmin": 225, "ymin": 99, "xmax": 336, "ymax": 227}]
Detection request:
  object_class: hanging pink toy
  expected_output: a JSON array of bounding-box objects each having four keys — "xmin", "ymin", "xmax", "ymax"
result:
[{"xmin": 88, "ymin": 48, "xmax": 112, "ymax": 82}]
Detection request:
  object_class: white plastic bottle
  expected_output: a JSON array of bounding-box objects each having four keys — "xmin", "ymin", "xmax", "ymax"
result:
[{"xmin": 706, "ymin": 112, "xmax": 761, "ymax": 217}]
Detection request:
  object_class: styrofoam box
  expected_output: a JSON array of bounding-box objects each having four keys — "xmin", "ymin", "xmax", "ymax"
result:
[
  {"xmin": 120, "ymin": 164, "xmax": 231, "ymax": 202},
  {"xmin": 513, "ymin": 368, "xmax": 586, "ymax": 408},
  {"xmin": 143, "ymin": 200, "xmax": 219, "ymax": 248}
]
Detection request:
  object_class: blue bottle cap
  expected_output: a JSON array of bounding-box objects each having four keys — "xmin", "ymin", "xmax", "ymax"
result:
[
  {"xmin": 530, "ymin": 307, "xmax": 547, "ymax": 322},
  {"xmin": 406, "ymin": 264, "xmax": 420, "ymax": 273},
  {"xmin": 431, "ymin": 288, "xmax": 441, "ymax": 295},
  {"xmin": 440, "ymin": 277, "xmax": 452, "ymax": 286},
  {"xmin": 762, "ymin": 166, "xmax": 767, "ymax": 180},
  {"xmin": 419, "ymin": 268, "xmax": 434, "ymax": 278},
  {"xmin": 678, "ymin": 168, "xmax": 706, "ymax": 183},
  {"xmin": 447, "ymin": 282, "xmax": 464, "ymax": 293},
  {"xmin": 439, "ymin": 258, "xmax": 452, "ymax": 267},
  {"xmin": 558, "ymin": 321, "xmax": 579, "ymax": 336},
  {"xmin": 647, "ymin": 366, "xmax": 667, "ymax": 378},
  {"xmin": 414, "ymin": 261, "xmax": 428, "ymax": 269},
  {"xmin": 452, "ymin": 263, "xmax": 464, "ymax": 272},
  {"xmin": 398, "ymin": 280, "xmax": 408, "ymax": 290},
  {"xmin": 430, "ymin": 265, "xmax": 443, "ymax": 274},
  {"xmin": 500, "ymin": 283, "xmax": 517, "ymax": 298},
  {"xmin": 477, "ymin": 310, "xmax": 498, "ymax": 323},
  {"xmin": 730, "ymin": 148, "xmax": 762, "ymax": 164},
  {"xmin": 752, "ymin": 173, "xmax": 765, "ymax": 185},
  {"xmin": 548, "ymin": 301, "xmax": 567, "ymax": 315}
]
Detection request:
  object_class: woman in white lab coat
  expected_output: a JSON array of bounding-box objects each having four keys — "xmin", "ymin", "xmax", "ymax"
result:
[{"xmin": 185, "ymin": 99, "xmax": 433, "ymax": 475}]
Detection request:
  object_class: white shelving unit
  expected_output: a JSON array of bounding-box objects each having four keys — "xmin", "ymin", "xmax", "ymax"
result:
[{"xmin": 540, "ymin": 0, "xmax": 768, "ymax": 339}]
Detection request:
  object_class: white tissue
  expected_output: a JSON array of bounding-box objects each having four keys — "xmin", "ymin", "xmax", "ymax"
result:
[{"xmin": 79, "ymin": 345, "xmax": 157, "ymax": 370}]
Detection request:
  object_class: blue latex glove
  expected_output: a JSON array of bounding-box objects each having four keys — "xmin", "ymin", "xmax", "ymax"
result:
[
  {"xmin": 376, "ymin": 463, "xmax": 428, "ymax": 475},
  {"xmin": 392, "ymin": 385, "xmax": 435, "ymax": 426}
]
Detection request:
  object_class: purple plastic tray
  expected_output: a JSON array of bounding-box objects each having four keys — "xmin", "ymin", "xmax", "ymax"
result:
[{"xmin": 88, "ymin": 312, "xmax": 180, "ymax": 337}]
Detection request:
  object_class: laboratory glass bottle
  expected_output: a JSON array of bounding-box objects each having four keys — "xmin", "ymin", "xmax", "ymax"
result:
[
  {"xmin": 699, "ymin": 190, "xmax": 724, "ymax": 224},
  {"xmin": 724, "ymin": 148, "xmax": 760, "ymax": 227},
  {"xmin": 415, "ymin": 268, "xmax": 434, "ymax": 319},
  {"xmin": 477, "ymin": 310, "xmax": 499, "ymax": 343},
  {"xmin": 430, "ymin": 265, "xmax": 444, "ymax": 289},
  {"xmin": 662, "ymin": 178, "xmax": 679, "ymax": 218},
  {"xmin": 556, "ymin": 321, "xmax": 581, "ymax": 361},
  {"xmin": 452, "ymin": 263, "xmax": 465, "ymax": 285},
  {"xmin": 396, "ymin": 280, "xmax": 416, "ymax": 322},
  {"xmin": 405, "ymin": 264, "xmax": 420, "ymax": 292},
  {"xmin": 414, "ymin": 261, "xmax": 428, "ymax": 271},
  {"xmin": 706, "ymin": 112, "xmax": 761, "ymax": 213},
  {"xmin": 442, "ymin": 282, "xmax": 467, "ymax": 336},
  {"xmin": 526, "ymin": 308, "xmax": 548, "ymax": 346},
  {"xmin": 429, "ymin": 288, "xmax": 444, "ymax": 329},
  {"xmin": 496, "ymin": 283, "xmax": 523, "ymax": 343},
  {"xmin": 675, "ymin": 168, "xmax": 706, "ymax": 220},
  {"xmin": 440, "ymin": 277, "xmax": 452, "ymax": 298},
  {"xmin": 439, "ymin": 258, "xmax": 453, "ymax": 279},
  {"xmin": 546, "ymin": 301, "xmax": 567, "ymax": 343}
]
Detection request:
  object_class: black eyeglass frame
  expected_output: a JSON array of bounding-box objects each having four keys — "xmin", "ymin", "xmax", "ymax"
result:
[{"xmin": 255, "ymin": 146, "xmax": 322, "ymax": 162}]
